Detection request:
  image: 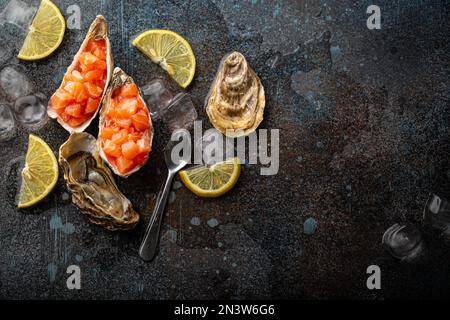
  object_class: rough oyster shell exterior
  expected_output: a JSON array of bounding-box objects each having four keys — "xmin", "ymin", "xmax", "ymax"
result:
[
  {"xmin": 59, "ymin": 132, "xmax": 139, "ymax": 231},
  {"xmin": 206, "ymin": 51, "xmax": 265, "ymax": 138}
]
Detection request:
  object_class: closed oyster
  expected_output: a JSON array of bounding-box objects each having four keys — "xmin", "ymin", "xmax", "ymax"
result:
[
  {"xmin": 48, "ymin": 15, "xmax": 113, "ymax": 133},
  {"xmin": 98, "ymin": 67, "xmax": 153, "ymax": 177},
  {"xmin": 59, "ymin": 132, "xmax": 139, "ymax": 231},
  {"xmin": 206, "ymin": 51, "xmax": 265, "ymax": 138}
]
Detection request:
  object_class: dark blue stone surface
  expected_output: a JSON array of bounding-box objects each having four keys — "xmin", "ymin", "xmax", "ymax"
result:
[{"xmin": 0, "ymin": 0, "xmax": 450, "ymax": 299}]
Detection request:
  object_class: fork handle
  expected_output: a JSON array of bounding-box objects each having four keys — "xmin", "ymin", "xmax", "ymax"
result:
[{"xmin": 139, "ymin": 170, "xmax": 175, "ymax": 261}]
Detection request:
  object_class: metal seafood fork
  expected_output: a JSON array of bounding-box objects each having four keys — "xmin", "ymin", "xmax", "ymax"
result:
[{"xmin": 139, "ymin": 135, "xmax": 188, "ymax": 261}]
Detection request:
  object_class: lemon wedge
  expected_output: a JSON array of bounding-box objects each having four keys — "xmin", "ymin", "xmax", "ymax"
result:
[
  {"xmin": 17, "ymin": 0, "xmax": 66, "ymax": 61},
  {"xmin": 179, "ymin": 158, "xmax": 241, "ymax": 198},
  {"xmin": 132, "ymin": 29, "xmax": 196, "ymax": 88},
  {"xmin": 18, "ymin": 134, "xmax": 59, "ymax": 208}
]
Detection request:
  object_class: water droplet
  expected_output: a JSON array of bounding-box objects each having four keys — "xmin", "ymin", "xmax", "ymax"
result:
[
  {"xmin": 190, "ymin": 217, "xmax": 201, "ymax": 226},
  {"xmin": 163, "ymin": 229, "xmax": 177, "ymax": 243},
  {"xmin": 49, "ymin": 214, "xmax": 62, "ymax": 230},
  {"xmin": 207, "ymin": 218, "xmax": 219, "ymax": 228},
  {"xmin": 303, "ymin": 217, "xmax": 318, "ymax": 235},
  {"xmin": 62, "ymin": 223, "xmax": 75, "ymax": 234}
]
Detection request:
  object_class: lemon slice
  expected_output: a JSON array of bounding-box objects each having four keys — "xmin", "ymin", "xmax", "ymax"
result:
[
  {"xmin": 132, "ymin": 29, "xmax": 196, "ymax": 88},
  {"xmin": 17, "ymin": 0, "xmax": 66, "ymax": 61},
  {"xmin": 179, "ymin": 158, "xmax": 241, "ymax": 198},
  {"xmin": 18, "ymin": 134, "xmax": 59, "ymax": 208}
]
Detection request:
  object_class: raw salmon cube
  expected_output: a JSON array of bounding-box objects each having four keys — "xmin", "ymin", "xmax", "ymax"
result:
[
  {"xmin": 64, "ymin": 70, "xmax": 84, "ymax": 82},
  {"xmin": 71, "ymin": 70, "xmax": 84, "ymax": 81},
  {"xmin": 131, "ymin": 112, "xmax": 149, "ymax": 131},
  {"xmin": 116, "ymin": 156, "xmax": 134, "ymax": 174},
  {"xmin": 51, "ymin": 89, "xmax": 73, "ymax": 109},
  {"xmin": 103, "ymin": 139, "xmax": 122, "ymax": 158},
  {"xmin": 128, "ymin": 132, "xmax": 141, "ymax": 142},
  {"xmin": 116, "ymin": 118, "xmax": 132, "ymax": 129},
  {"xmin": 87, "ymin": 39, "xmax": 106, "ymax": 51},
  {"xmin": 117, "ymin": 98, "xmax": 138, "ymax": 117},
  {"xmin": 65, "ymin": 103, "xmax": 83, "ymax": 118},
  {"xmin": 79, "ymin": 52, "xmax": 99, "ymax": 66},
  {"xmin": 85, "ymin": 97, "xmax": 100, "ymax": 114},
  {"xmin": 106, "ymin": 106, "xmax": 118, "ymax": 118},
  {"xmin": 101, "ymin": 127, "xmax": 118, "ymax": 140},
  {"xmin": 64, "ymin": 81, "xmax": 89, "ymax": 103},
  {"xmin": 83, "ymin": 69, "xmax": 103, "ymax": 82},
  {"xmin": 120, "ymin": 83, "xmax": 138, "ymax": 98},
  {"xmin": 93, "ymin": 47, "xmax": 106, "ymax": 60},
  {"xmin": 111, "ymin": 129, "xmax": 128, "ymax": 145},
  {"xmin": 137, "ymin": 137, "xmax": 150, "ymax": 153},
  {"xmin": 84, "ymin": 82, "xmax": 103, "ymax": 98},
  {"xmin": 121, "ymin": 141, "xmax": 140, "ymax": 160},
  {"xmin": 94, "ymin": 59, "xmax": 107, "ymax": 70},
  {"xmin": 80, "ymin": 62, "xmax": 96, "ymax": 73},
  {"xmin": 67, "ymin": 116, "xmax": 86, "ymax": 127},
  {"xmin": 60, "ymin": 112, "xmax": 71, "ymax": 123}
]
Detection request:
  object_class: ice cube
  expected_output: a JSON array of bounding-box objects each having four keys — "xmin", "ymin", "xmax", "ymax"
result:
[
  {"xmin": 0, "ymin": 65, "xmax": 33, "ymax": 100},
  {"xmin": 161, "ymin": 93, "xmax": 197, "ymax": 131},
  {"xmin": 0, "ymin": 0, "xmax": 37, "ymax": 30},
  {"xmin": 423, "ymin": 193, "xmax": 450, "ymax": 237},
  {"xmin": 0, "ymin": 35, "xmax": 13, "ymax": 66},
  {"xmin": 382, "ymin": 223, "xmax": 424, "ymax": 261},
  {"xmin": 140, "ymin": 79, "xmax": 174, "ymax": 118},
  {"xmin": 13, "ymin": 94, "xmax": 47, "ymax": 128},
  {"xmin": 0, "ymin": 103, "xmax": 15, "ymax": 141},
  {"xmin": 194, "ymin": 129, "xmax": 234, "ymax": 165}
]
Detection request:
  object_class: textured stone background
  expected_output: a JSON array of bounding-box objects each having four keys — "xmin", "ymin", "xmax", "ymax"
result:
[{"xmin": 0, "ymin": 0, "xmax": 450, "ymax": 299}]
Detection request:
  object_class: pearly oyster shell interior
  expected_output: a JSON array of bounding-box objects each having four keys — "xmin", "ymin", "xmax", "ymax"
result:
[
  {"xmin": 98, "ymin": 67, "xmax": 154, "ymax": 177},
  {"xmin": 206, "ymin": 51, "xmax": 265, "ymax": 138},
  {"xmin": 59, "ymin": 132, "xmax": 139, "ymax": 231},
  {"xmin": 48, "ymin": 15, "xmax": 113, "ymax": 133}
]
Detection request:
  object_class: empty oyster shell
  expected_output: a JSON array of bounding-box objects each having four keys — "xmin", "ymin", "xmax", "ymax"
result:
[
  {"xmin": 48, "ymin": 15, "xmax": 113, "ymax": 133},
  {"xmin": 206, "ymin": 51, "xmax": 265, "ymax": 138},
  {"xmin": 98, "ymin": 67, "xmax": 154, "ymax": 177},
  {"xmin": 59, "ymin": 132, "xmax": 139, "ymax": 231}
]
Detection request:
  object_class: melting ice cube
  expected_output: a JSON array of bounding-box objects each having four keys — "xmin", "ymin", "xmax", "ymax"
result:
[
  {"xmin": 0, "ymin": 103, "xmax": 15, "ymax": 142},
  {"xmin": 0, "ymin": 0, "xmax": 37, "ymax": 30},
  {"xmin": 0, "ymin": 65, "xmax": 33, "ymax": 100},
  {"xmin": 13, "ymin": 94, "xmax": 47, "ymax": 128},
  {"xmin": 0, "ymin": 35, "xmax": 13, "ymax": 66},
  {"xmin": 161, "ymin": 93, "xmax": 197, "ymax": 131},
  {"xmin": 140, "ymin": 79, "xmax": 174, "ymax": 117},
  {"xmin": 382, "ymin": 223, "xmax": 424, "ymax": 261}
]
